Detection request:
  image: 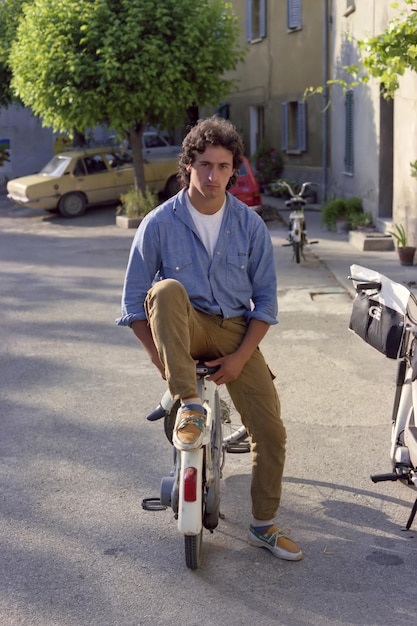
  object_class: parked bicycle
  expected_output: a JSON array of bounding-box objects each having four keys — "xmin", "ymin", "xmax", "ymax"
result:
[
  {"xmin": 270, "ymin": 180, "xmax": 319, "ymax": 263},
  {"xmin": 349, "ymin": 264, "xmax": 417, "ymax": 530},
  {"xmin": 142, "ymin": 362, "xmax": 249, "ymax": 569}
]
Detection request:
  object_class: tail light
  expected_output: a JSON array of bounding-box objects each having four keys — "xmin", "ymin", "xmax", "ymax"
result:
[{"xmin": 183, "ymin": 467, "xmax": 198, "ymax": 502}]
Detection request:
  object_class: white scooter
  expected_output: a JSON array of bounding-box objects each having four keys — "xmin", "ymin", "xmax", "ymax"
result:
[{"xmin": 349, "ymin": 264, "xmax": 417, "ymax": 529}]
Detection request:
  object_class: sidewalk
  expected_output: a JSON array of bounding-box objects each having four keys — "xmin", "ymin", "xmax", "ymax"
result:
[{"xmin": 263, "ymin": 194, "xmax": 417, "ymax": 297}]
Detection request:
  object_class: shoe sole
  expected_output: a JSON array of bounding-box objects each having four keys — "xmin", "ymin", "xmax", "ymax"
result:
[{"xmin": 248, "ymin": 534, "xmax": 303, "ymax": 561}]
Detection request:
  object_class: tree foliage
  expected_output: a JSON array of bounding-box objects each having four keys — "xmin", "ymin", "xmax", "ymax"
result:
[
  {"xmin": 8, "ymin": 0, "xmax": 245, "ymax": 190},
  {"xmin": 358, "ymin": 0, "xmax": 417, "ymax": 96},
  {"xmin": 0, "ymin": 0, "xmax": 26, "ymax": 107}
]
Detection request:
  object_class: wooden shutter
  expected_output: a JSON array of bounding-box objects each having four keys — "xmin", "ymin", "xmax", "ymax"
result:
[
  {"xmin": 246, "ymin": 0, "xmax": 252, "ymax": 41},
  {"xmin": 296, "ymin": 100, "xmax": 307, "ymax": 151},
  {"xmin": 281, "ymin": 103, "xmax": 289, "ymax": 151},
  {"xmin": 260, "ymin": 0, "xmax": 266, "ymax": 38},
  {"xmin": 287, "ymin": 0, "xmax": 302, "ymax": 30},
  {"xmin": 344, "ymin": 90, "xmax": 354, "ymax": 173}
]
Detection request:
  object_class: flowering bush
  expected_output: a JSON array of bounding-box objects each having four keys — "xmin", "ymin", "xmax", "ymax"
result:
[{"xmin": 253, "ymin": 144, "xmax": 284, "ymax": 186}]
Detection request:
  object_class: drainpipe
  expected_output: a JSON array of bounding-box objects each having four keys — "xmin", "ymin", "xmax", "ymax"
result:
[{"xmin": 322, "ymin": 0, "xmax": 329, "ymax": 202}]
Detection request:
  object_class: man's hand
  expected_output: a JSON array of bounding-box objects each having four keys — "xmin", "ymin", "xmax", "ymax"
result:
[
  {"xmin": 204, "ymin": 353, "xmax": 246, "ymax": 385},
  {"xmin": 205, "ymin": 319, "xmax": 271, "ymax": 385}
]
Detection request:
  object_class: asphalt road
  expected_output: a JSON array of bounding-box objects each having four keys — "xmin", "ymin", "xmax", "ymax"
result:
[{"xmin": 1, "ymin": 198, "xmax": 417, "ymax": 626}]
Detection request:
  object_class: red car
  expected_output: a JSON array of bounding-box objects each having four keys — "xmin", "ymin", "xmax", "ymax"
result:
[{"xmin": 229, "ymin": 155, "xmax": 262, "ymax": 212}]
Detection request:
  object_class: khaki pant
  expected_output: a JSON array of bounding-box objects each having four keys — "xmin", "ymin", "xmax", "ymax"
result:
[{"xmin": 145, "ymin": 279, "xmax": 286, "ymax": 520}]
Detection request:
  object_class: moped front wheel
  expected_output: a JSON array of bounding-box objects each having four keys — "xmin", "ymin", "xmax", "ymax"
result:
[
  {"xmin": 293, "ymin": 241, "xmax": 301, "ymax": 264},
  {"xmin": 185, "ymin": 531, "xmax": 203, "ymax": 569}
]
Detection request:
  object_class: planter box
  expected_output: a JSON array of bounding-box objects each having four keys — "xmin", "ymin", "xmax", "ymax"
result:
[
  {"xmin": 116, "ymin": 215, "xmax": 143, "ymax": 229},
  {"xmin": 349, "ymin": 230, "xmax": 395, "ymax": 251}
]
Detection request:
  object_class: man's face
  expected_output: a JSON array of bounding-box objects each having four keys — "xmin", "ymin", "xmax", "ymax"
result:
[{"xmin": 187, "ymin": 145, "xmax": 235, "ymax": 201}]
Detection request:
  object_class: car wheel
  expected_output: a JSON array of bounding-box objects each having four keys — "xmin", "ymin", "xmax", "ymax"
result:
[
  {"xmin": 58, "ymin": 192, "xmax": 87, "ymax": 218},
  {"xmin": 165, "ymin": 175, "xmax": 180, "ymax": 198}
]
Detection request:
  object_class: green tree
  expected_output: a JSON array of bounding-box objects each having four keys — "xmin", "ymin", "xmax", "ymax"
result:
[
  {"xmin": 357, "ymin": 0, "xmax": 417, "ymax": 96},
  {"xmin": 0, "ymin": 0, "xmax": 26, "ymax": 108},
  {"xmin": 9, "ymin": 0, "xmax": 244, "ymax": 191}
]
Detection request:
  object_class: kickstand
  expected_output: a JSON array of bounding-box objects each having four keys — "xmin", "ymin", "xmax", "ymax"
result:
[{"xmin": 403, "ymin": 497, "xmax": 417, "ymax": 531}]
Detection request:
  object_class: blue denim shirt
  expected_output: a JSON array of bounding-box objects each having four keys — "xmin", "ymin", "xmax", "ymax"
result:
[{"xmin": 117, "ymin": 189, "xmax": 278, "ymax": 326}]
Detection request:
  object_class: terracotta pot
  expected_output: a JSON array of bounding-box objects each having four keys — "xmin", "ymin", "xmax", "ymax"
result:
[{"xmin": 398, "ymin": 246, "xmax": 416, "ymax": 266}]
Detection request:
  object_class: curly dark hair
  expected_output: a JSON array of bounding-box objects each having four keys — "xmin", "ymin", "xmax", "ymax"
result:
[{"xmin": 178, "ymin": 116, "xmax": 244, "ymax": 190}]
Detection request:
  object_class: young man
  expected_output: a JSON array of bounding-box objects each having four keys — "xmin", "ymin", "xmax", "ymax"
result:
[{"xmin": 117, "ymin": 116, "xmax": 302, "ymax": 561}]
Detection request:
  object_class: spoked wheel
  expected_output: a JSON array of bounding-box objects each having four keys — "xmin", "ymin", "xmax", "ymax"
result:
[
  {"xmin": 293, "ymin": 241, "xmax": 301, "ymax": 264},
  {"xmin": 219, "ymin": 392, "xmax": 250, "ymax": 463},
  {"xmin": 185, "ymin": 531, "xmax": 203, "ymax": 570}
]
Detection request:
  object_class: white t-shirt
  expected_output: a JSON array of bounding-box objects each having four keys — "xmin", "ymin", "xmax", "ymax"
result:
[{"xmin": 185, "ymin": 194, "xmax": 225, "ymax": 258}]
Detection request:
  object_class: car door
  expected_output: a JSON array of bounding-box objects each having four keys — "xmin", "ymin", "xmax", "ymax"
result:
[
  {"xmin": 105, "ymin": 152, "xmax": 135, "ymax": 196},
  {"xmin": 71, "ymin": 153, "xmax": 119, "ymax": 204}
]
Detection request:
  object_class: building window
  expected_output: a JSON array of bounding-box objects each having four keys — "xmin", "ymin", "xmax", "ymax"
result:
[
  {"xmin": 246, "ymin": 0, "xmax": 266, "ymax": 42},
  {"xmin": 287, "ymin": 0, "xmax": 302, "ymax": 30},
  {"xmin": 281, "ymin": 101, "xmax": 307, "ymax": 153},
  {"xmin": 344, "ymin": 90, "xmax": 354, "ymax": 174}
]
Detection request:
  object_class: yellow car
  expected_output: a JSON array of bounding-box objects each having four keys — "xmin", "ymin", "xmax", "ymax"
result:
[{"xmin": 7, "ymin": 146, "xmax": 181, "ymax": 217}]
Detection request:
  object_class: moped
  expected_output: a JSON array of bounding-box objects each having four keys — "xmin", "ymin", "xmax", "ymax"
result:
[
  {"xmin": 269, "ymin": 180, "xmax": 318, "ymax": 263},
  {"xmin": 349, "ymin": 264, "xmax": 417, "ymax": 529},
  {"xmin": 142, "ymin": 362, "xmax": 249, "ymax": 569}
]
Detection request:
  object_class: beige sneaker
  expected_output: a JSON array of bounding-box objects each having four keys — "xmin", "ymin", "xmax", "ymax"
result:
[
  {"xmin": 172, "ymin": 404, "xmax": 206, "ymax": 450},
  {"xmin": 248, "ymin": 525, "xmax": 303, "ymax": 561}
]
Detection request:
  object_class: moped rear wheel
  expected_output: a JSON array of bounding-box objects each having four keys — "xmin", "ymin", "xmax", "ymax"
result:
[{"xmin": 185, "ymin": 531, "xmax": 202, "ymax": 570}]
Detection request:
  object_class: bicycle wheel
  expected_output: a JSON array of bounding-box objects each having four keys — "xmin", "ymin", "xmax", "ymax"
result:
[
  {"xmin": 185, "ymin": 531, "xmax": 202, "ymax": 569},
  {"xmin": 293, "ymin": 241, "xmax": 301, "ymax": 264},
  {"xmin": 204, "ymin": 392, "xmax": 222, "ymax": 531}
]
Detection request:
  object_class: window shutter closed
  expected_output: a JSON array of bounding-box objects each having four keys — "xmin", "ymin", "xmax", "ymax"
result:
[
  {"xmin": 345, "ymin": 90, "xmax": 354, "ymax": 173},
  {"xmin": 287, "ymin": 0, "xmax": 302, "ymax": 30},
  {"xmin": 246, "ymin": 0, "xmax": 252, "ymax": 41},
  {"xmin": 260, "ymin": 0, "xmax": 266, "ymax": 38},
  {"xmin": 297, "ymin": 100, "xmax": 307, "ymax": 151},
  {"xmin": 281, "ymin": 103, "xmax": 289, "ymax": 151}
]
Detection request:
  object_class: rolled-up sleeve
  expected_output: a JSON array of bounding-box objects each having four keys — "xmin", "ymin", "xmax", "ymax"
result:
[
  {"xmin": 245, "ymin": 219, "xmax": 278, "ymax": 326},
  {"xmin": 116, "ymin": 218, "xmax": 161, "ymax": 326}
]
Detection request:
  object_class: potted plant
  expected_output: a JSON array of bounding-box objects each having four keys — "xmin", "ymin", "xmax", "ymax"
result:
[
  {"xmin": 321, "ymin": 196, "xmax": 365, "ymax": 233},
  {"xmin": 116, "ymin": 187, "xmax": 158, "ymax": 229},
  {"xmin": 388, "ymin": 223, "xmax": 416, "ymax": 266}
]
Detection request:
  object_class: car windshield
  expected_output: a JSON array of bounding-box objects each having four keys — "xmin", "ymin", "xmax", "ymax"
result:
[{"xmin": 40, "ymin": 155, "xmax": 72, "ymax": 177}]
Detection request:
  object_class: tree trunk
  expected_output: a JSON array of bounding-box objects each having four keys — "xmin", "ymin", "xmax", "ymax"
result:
[
  {"xmin": 128, "ymin": 124, "xmax": 146, "ymax": 192},
  {"xmin": 72, "ymin": 130, "xmax": 86, "ymax": 147}
]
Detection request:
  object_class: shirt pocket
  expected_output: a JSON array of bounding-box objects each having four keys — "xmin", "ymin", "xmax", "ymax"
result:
[
  {"xmin": 163, "ymin": 254, "xmax": 197, "ymax": 291},
  {"xmin": 225, "ymin": 253, "xmax": 251, "ymax": 292}
]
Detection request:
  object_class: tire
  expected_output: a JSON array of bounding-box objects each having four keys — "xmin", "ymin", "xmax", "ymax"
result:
[
  {"xmin": 293, "ymin": 241, "xmax": 301, "ymax": 264},
  {"xmin": 165, "ymin": 175, "xmax": 181, "ymax": 198},
  {"xmin": 164, "ymin": 399, "xmax": 180, "ymax": 444},
  {"xmin": 58, "ymin": 192, "xmax": 87, "ymax": 218},
  {"xmin": 204, "ymin": 394, "xmax": 222, "ymax": 530},
  {"xmin": 185, "ymin": 531, "xmax": 203, "ymax": 570}
]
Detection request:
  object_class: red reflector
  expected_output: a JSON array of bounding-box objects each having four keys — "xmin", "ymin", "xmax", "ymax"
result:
[{"xmin": 183, "ymin": 467, "xmax": 198, "ymax": 501}]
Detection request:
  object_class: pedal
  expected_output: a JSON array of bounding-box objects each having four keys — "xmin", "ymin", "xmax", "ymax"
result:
[
  {"xmin": 226, "ymin": 441, "xmax": 251, "ymax": 453},
  {"xmin": 141, "ymin": 497, "xmax": 167, "ymax": 511},
  {"xmin": 370, "ymin": 472, "xmax": 401, "ymax": 483}
]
